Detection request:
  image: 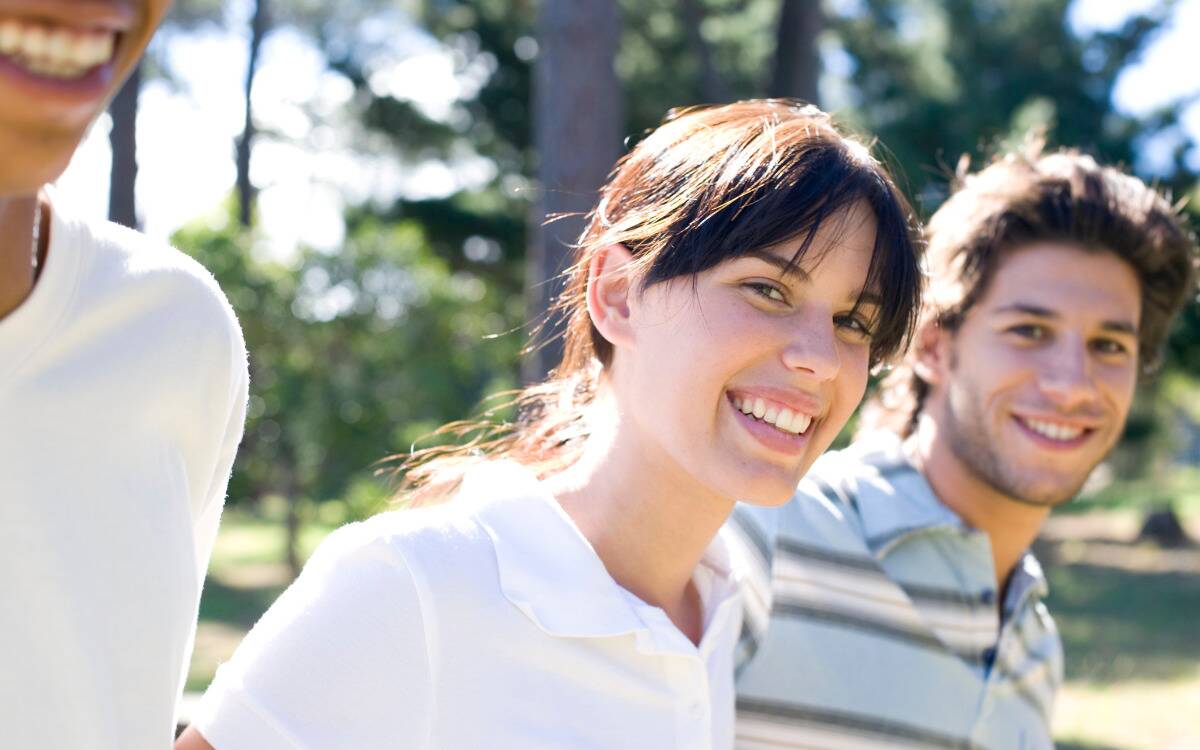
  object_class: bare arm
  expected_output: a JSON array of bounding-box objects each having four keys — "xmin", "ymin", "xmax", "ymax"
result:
[{"xmin": 175, "ymin": 726, "xmax": 216, "ymax": 750}]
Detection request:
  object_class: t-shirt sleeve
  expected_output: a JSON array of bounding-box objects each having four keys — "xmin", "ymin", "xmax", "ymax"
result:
[
  {"xmin": 190, "ymin": 523, "xmax": 435, "ymax": 750},
  {"xmin": 192, "ymin": 338, "xmax": 249, "ymax": 576}
]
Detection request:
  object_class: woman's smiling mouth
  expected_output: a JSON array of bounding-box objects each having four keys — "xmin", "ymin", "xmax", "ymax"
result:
[{"xmin": 727, "ymin": 390, "xmax": 820, "ymax": 457}]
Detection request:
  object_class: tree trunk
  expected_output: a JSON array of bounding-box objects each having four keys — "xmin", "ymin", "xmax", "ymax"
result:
[
  {"xmin": 523, "ymin": 0, "xmax": 624, "ymax": 383},
  {"xmin": 108, "ymin": 63, "xmax": 141, "ymax": 229},
  {"xmin": 237, "ymin": 0, "xmax": 270, "ymax": 228},
  {"xmin": 770, "ymin": 0, "xmax": 823, "ymax": 103},
  {"xmin": 682, "ymin": 0, "xmax": 729, "ymax": 102},
  {"xmin": 1139, "ymin": 506, "xmax": 1190, "ymax": 548}
]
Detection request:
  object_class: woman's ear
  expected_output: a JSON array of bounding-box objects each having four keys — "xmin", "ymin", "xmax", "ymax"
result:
[
  {"xmin": 911, "ymin": 318, "xmax": 951, "ymax": 387},
  {"xmin": 586, "ymin": 244, "xmax": 636, "ymax": 350}
]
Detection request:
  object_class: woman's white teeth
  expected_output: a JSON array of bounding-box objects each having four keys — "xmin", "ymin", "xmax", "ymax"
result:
[
  {"xmin": 0, "ymin": 19, "xmax": 115, "ymax": 78},
  {"xmin": 735, "ymin": 396, "xmax": 812, "ymax": 435},
  {"xmin": 1023, "ymin": 417, "xmax": 1084, "ymax": 442}
]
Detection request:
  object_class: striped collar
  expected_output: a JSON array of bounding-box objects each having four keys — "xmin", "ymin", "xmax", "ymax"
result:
[
  {"xmin": 836, "ymin": 431, "xmax": 1049, "ymax": 601},
  {"xmin": 459, "ymin": 461, "xmax": 741, "ymax": 653}
]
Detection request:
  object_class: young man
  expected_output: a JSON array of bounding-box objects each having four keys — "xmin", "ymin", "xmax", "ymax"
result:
[
  {"xmin": 0, "ymin": 2, "xmax": 248, "ymax": 748},
  {"xmin": 729, "ymin": 148, "xmax": 1196, "ymax": 749}
]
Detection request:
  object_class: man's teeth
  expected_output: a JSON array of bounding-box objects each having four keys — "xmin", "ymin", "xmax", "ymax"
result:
[
  {"xmin": 735, "ymin": 396, "xmax": 812, "ymax": 435},
  {"xmin": 0, "ymin": 19, "xmax": 115, "ymax": 79},
  {"xmin": 1022, "ymin": 417, "xmax": 1084, "ymax": 442}
]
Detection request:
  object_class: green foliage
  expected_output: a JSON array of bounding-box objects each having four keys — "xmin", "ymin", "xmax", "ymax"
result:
[
  {"xmin": 828, "ymin": 0, "xmax": 1177, "ymax": 209},
  {"xmin": 174, "ymin": 204, "xmax": 524, "ymax": 509}
]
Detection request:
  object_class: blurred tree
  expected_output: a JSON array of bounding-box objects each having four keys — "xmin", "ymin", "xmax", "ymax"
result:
[
  {"xmin": 524, "ymin": 0, "xmax": 624, "ymax": 380},
  {"xmin": 828, "ymin": 0, "xmax": 1185, "ymax": 209},
  {"xmin": 236, "ymin": 0, "xmax": 271, "ymax": 226},
  {"xmin": 770, "ymin": 0, "xmax": 822, "ymax": 102},
  {"xmin": 108, "ymin": 64, "xmax": 141, "ymax": 229},
  {"xmin": 177, "ymin": 205, "xmax": 522, "ymax": 571}
]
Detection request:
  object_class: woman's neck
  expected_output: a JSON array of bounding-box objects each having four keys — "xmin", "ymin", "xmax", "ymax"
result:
[
  {"xmin": 0, "ymin": 192, "xmax": 46, "ymax": 321},
  {"xmin": 545, "ymin": 393, "xmax": 736, "ymax": 644}
]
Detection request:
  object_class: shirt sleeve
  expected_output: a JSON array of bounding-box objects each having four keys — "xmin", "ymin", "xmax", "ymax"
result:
[
  {"xmin": 192, "ymin": 339, "xmax": 249, "ymax": 576},
  {"xmin": 190, "ymin": 522, "xmax": 435, "ymax": 750}
]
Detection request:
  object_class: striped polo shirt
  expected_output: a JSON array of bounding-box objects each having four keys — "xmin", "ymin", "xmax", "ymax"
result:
[{"xmin": 726, "ymin": 431, "xmax": 1063, "ymax": 750}]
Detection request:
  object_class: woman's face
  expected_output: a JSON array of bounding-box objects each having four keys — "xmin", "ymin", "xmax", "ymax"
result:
[
  {"xmin": 613, "ymin": 204, "xmax": 880, "ymax": 506},
  {"xmin": 0, "ymin": 0, "xmax": 170, "ymax": 195}
]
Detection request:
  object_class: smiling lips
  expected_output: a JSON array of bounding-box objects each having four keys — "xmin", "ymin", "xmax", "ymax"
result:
[
  {"xmin": 0, "ymin": 18, "xmax": 117, "ymax": 79},
  {"xmin": 1013, "ymin": 414, "xmax": 1094, "ymax": 445},
  {"xmin": 731, "ymin": 394, "xmax": 814, "ymax": 436}
]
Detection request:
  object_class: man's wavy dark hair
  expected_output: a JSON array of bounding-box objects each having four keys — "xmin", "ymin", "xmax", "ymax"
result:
[{"xmin": 865, "ymin": 145, "xmax": 1197, "ymax": 437}]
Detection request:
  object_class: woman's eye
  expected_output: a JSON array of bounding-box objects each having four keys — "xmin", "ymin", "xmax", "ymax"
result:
[
  {"xmin": 835, "ymin": 314, "xmax": 873, "ymax": 340},
  {"xmin": 747, "ymin": 283, "xmax": 786, "ymax": 303},
  {"xmin": 1091, "ymin": 338, "xmax": 1129, "ymax": 356}
]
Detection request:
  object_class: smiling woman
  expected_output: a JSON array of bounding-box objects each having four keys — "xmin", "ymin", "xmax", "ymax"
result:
[{"xmin": 176, "ymin": 100, "xmax": 923, "ymax": 750}]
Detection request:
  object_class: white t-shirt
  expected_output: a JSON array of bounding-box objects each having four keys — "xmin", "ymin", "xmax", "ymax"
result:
[
  {"xmin": 0, "ymin": 201, "xmax": 249, "ymax": 749},
  {"xmin": 192, "ymin": 461, "xmax": 744, "ymax": 750}
]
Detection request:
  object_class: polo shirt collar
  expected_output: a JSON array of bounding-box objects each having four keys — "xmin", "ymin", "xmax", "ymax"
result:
[
  {"xmin": 849, "ymin": 433, "xmax": 1051, "ymax": 601},
  {"xmin": 845, "ymin": 432, "xmax": 969, "ymax": 559},
  {"xmin": 1006, "ymin": 550, "xmax": 1051, "ymax": 612},
  {"xmin": 460, "ymin": 461, "xmax": 741, "ymax": 650}
]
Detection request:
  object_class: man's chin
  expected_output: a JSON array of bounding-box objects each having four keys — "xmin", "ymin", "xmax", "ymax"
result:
[{"xmin": 1004, "ymin": 471, "xmax": 1092, "ymax": 508}]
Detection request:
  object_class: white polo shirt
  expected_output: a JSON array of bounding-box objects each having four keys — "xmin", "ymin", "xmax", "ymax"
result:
[{"xmin": 193, "ymin": 461, "xmax": 744, "ymax": 749}]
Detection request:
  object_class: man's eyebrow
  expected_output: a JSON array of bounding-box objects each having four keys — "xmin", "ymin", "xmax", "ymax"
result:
[
  {"xmin": 993, "ymin": 303, "xmax": 1139, "ymax": 335},
  {"xmin": 994, "ymin": 303, "xmax": 1059, "ymax": 319}
]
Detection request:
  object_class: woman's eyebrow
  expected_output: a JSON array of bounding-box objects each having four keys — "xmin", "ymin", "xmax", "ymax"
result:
[
  {"xmin": 744, "ymin": 250, "xmax": 811, "ymax": 281},
  {"xmin": 744, "ymin": 251, "xmax": 882, "ymax": 308}
]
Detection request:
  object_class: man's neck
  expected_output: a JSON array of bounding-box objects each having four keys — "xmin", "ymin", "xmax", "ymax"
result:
[
  {"xmin": 0, "ymin": 192, "xmax": 46, "ymax": 321},
  {"xmin": 908, "ymin": 414, "xmax": 1050, "ymax": 599}
]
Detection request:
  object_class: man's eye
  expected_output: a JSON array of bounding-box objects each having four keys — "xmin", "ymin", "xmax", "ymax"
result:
[
  {"xmin": 747, "ymin": 283, "xmax": 786, "ymax": 302},
  {"xmin": 1008, "ymin": 324, "xmax": 1047, "ymax": 340}
]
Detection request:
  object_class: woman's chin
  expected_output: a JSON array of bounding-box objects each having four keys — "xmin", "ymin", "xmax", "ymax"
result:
[{"xmin": 724, "ymin": 471, "xmax": 803, "ymax": 508}]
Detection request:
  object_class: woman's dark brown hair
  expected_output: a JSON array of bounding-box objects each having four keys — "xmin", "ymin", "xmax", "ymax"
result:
[
  {"xmin": 399, "ymin": 99, "xmax": 924, "ymax": 501},
  {"xmin": 868, "ymin": 146, "xmax": 1198, "ymax": 437}
]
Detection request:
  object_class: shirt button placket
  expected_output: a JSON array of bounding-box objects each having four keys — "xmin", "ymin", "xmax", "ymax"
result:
[{"xmin": 687, "ymin": 658, "xmax": 711, "ymax": 750}]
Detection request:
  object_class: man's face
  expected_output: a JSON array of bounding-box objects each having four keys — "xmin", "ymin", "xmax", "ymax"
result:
[
  {"xmin": 926, "ymin": 243, "xmax": 1142, "ymax": 506},
  {"xmin": 0, "ymin": 0, "xmax": 170, "ymax": 195}
]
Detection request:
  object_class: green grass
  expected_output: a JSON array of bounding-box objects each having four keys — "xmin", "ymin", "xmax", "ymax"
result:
[
  {"xmin": 1047, "ymin": 564, "xmax": 1200, "ymax": 684},
  {"xmin": 1073, "ymin": 465, "xmax": 1200, "ymax": 517}
]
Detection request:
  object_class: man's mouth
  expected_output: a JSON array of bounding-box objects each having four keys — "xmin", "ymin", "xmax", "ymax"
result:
[
  {"xmin": 0, "ymin": 19, "xmax": 117, "ymax": 80},
  {"xmin": 1012, "ymin": 414, "xmax": 1093, "ymax": 445}
]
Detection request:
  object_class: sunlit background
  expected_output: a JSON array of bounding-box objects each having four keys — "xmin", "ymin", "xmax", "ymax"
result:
[{"xmin": 50, "ymin": 1, "xmax": 1200, "ymax": 747}]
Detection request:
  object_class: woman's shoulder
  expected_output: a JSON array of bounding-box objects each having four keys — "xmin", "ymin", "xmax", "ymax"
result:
[
  {"xmin": 319, "ymin": 501, "xmax": 490, "ymax": 571},
  {"xmin": 301, "ymin": 461, "xmax": 544, "ymax": 591}
]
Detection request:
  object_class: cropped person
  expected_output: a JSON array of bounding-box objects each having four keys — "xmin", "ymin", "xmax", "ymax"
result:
[
  {"xmin": 731, "ymin": 147, "xmax": 1196, "ymax": 750},
  {"xmin": 176, "ymin": 100, "xmax": 922, "ymax": 750},
  {"xmin": 0, "ymin": 2, "xmax": 248, "ymax": 747}
]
